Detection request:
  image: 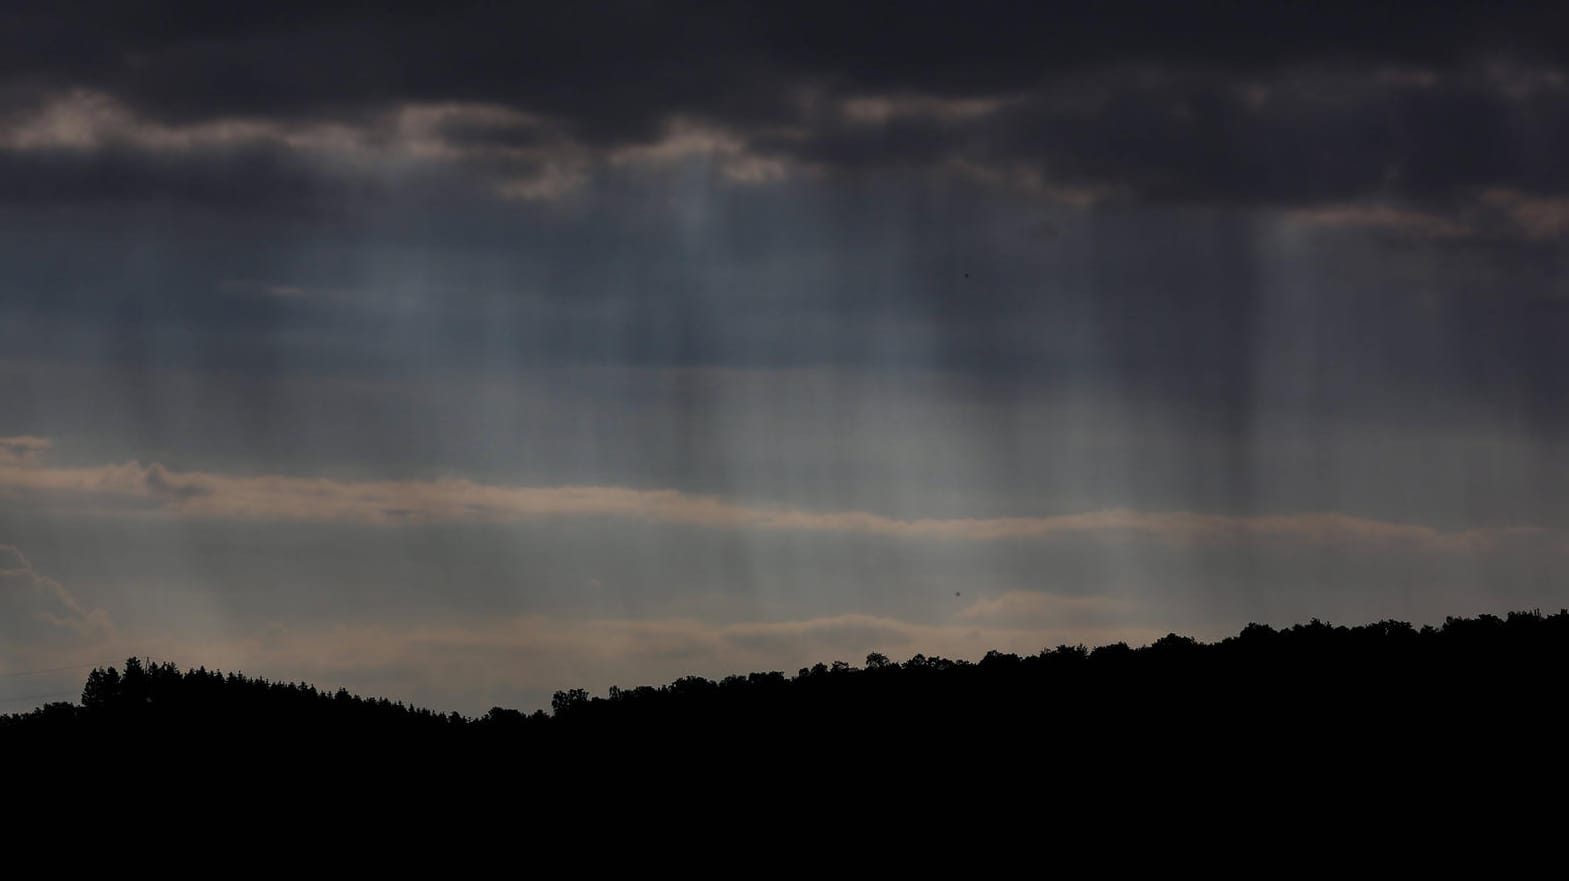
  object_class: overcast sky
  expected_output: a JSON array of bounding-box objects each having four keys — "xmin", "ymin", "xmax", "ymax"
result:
[{"xmin": 4, "ymin": 2, "xmax": 1568, "ymax": 713}]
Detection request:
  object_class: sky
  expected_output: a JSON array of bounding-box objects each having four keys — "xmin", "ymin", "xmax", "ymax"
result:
[{"xmin": 3, "ymin": 2, "xmax": 1569, "ymax": 714}]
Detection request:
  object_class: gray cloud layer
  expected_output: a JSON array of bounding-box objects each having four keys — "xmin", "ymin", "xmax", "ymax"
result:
[{"xmin": 5, "ymin": 443, "xmax": 1562, "ymax": 559}]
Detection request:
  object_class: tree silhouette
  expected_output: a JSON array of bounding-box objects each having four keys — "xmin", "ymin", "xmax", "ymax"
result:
[{"xmin": 6, "ymin": 608, "xmax": 1568, "ymax": 810}]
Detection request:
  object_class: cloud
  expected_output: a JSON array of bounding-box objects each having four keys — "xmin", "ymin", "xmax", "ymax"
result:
[
  {"xmin": 1479, "ymin": 189, "xmax": 1569, "ymax": 240},
  {"xmin": 0, "ymin": 89, "xmax": 366, "ymax": 154},
  {"xmin": 1288, "ymin": 202, "xmax": 1480, "ymax": 240},
  {"xmin": 3, "ymin": 6, "xmax": 1567, "ymax": 218},
  {"xmin": 837, "ymin": 94, "xmax": 1013, "ymax": 126},
  {"xmin": 0, "ymin": 90, "xmax": 588, "ymax": 205},
  {"xmin": 1289, "ymin": 188, "xmax": 1569, "ymax": 244},
  {"xmin": 957, "ymin": 591, "xmax": 1140, "ymax": 628},
  {"xmin": 0, "ymin": 455, "xmax": 1560, "ymax": 557},
  {"xmin": 0, "ymin": 436, "xmax": 50, "ymax": 466},
  {"xmin": 0, "ymin": 544, "xmax": 114, "ymax": 658},
  {"xmin": 6, "ymin": 3, "xmax": 1562, "ymax": 124}
]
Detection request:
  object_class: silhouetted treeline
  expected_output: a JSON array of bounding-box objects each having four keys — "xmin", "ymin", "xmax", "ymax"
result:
[
  {"xmin": 8, "ymin": 611, "xmax": 1568, "ymax": 774},
  {"xmin": 10, "ymin": 609, "xmax": 1569, "ymax": 850},
  {"xmin": 14, "ymin": 613, "xmax": 1562, "ymax": 849},
  {"xmin": 2, "ymin": 656, "xmax": 472, "ymax": 738}
]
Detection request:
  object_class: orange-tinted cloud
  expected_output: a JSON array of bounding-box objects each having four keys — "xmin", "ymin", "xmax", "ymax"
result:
[{"xmin": 1, "ymin": 452, "xmax": 1558, "ymax": 556}]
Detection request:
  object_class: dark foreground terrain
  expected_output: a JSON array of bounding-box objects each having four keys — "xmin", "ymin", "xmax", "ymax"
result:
[
  {"xmin": 8, "ymin": 610, "xmax": 1567, "ymax": 759},
  {"xmin": 6, "ymin": 611, "xmax": 1566, "ymax": 845}
]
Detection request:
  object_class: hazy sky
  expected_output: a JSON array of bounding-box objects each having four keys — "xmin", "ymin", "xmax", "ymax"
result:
[{"xmin": 4, "ymin": 2, "xmax": 1568, "ymax": 713}]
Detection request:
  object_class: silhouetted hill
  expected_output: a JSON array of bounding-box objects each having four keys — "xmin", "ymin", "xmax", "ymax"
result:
[
  {"xmin": 10, "ymin": 610, "xmax": 1569, "ymax": 847},
  {"xmin": 8, "ymin": 610, "xmax": 1568, "ymax": 764}
]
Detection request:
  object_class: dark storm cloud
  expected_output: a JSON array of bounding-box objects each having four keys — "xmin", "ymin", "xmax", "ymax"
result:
[
  {"xmin": 875, "ymin": 69, "xmax": 1569, "ymax": 204},
  {"xmin": 7, "ymin": 2, "xmax": 1565, "ymax": 113},
  {"xmin": 3, "ymin": 2, "xmax": 1567, "ymax": 211}
]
